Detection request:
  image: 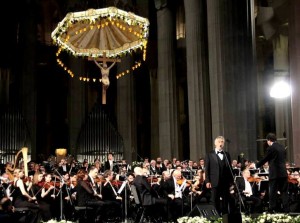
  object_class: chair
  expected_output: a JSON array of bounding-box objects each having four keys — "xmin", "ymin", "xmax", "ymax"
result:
[
  {"xmin": 244, "ymin": 200, "xmax": 254, "ymax": 214},
  {"xmin": 131, "ymin": 184, "xmax": 147, "ymax": 223},
  {"xmin": 14, "ymin": 207, "xmax": 32, "ymax": 223},
  {"xmin": 73, "ymin": 205, "xmax": 94, "ymax": 223},
  {"xmin": 131, "ymin": 185, "xmax": 160, "ymax": 223}
]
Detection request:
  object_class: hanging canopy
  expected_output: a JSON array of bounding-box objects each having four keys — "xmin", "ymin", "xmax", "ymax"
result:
[{"xmin": 51, "ymin": 7, "xmax": 150, "ymax": 59}]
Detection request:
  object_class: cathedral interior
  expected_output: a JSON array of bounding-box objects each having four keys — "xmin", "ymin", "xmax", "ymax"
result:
[{"xmin": 0, "ymin": 0, "xmax": 299, "ymax": 166}]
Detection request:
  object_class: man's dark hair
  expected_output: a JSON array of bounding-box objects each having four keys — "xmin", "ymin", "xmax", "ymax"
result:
[{"xmin": 266, "ymin": 133, "xmax": 277, "ymax": 142}]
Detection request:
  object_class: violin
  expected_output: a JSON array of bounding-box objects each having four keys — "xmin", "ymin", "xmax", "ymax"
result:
[
  {"xmin": 43, "ymin": 182, "xmax": 61, "ymax": 190},
  {"xmin": 111, "ymin": 180, "xmax": 123, "ymax": 187},
  {"xmin": 37, "ymin": 181, "xmax": 45, "ymax": 187},
  {"xmin": 288, "ymin": 175, "xmax": 299, "ymax": 184},
  {"xmin": 22, "ymin": 176, "xmax": 32, "ymax": 183},
  {"xmin": 247, "ymin": 176, "xmax": 262, "ymax": 183},
  {"xmin": 176, "ymin": 178, "xmax": 191, "ymax": 187}
]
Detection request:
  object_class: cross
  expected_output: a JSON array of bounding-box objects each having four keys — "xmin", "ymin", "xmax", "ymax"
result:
[
  {"xmin": 88, "ymin": 52, "xmax": 121, "ymax": 104},
  {"xmin": 88, "ymin": 52, "xmax": 121, "ymax": 67}
]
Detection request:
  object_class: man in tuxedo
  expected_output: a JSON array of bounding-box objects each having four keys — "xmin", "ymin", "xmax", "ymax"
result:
[
  {"xmin": 149, "ymin": 160, "xmax": 158, "ymax": 175},
  {"xmin": 205, "ymin": 136, "xmax": 234, "ymax": 215},
  {"xmin": 104, "ymin": 153, "xmax": 119, "ymax": 174},
  {"xmin": 57, "ymin": 158, "xmax": 70, "ymax": 174},
  {"xmin": 250, "ymin": 133, "xmax": 289, "ymax": 213},
  {"xmin": 87, "ymin": 166, "xmax": 101, "ymax": 195}
]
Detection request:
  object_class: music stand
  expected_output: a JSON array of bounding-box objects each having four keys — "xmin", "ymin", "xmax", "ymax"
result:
[
  {"xmin": 181, "ymin": 171, "xmax": 193, "ymax": 180},
  {"xmin": 257, "ymin": 172, "xmax": 269, "ymax": 177},
  {"xmin": 249, "ymin": 169, "xmax": 259, "ymax": 175},
  {"xmin": 288, "ymin": 167, "xmax": 300, "ymax": 173},
  {"xmin": 233, "ymin": 168, "xmax": 241, "ymax": 176}
]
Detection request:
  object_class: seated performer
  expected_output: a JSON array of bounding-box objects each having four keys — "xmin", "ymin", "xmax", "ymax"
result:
[
  {"xmin": 133, "ymin": 167, "xmax": 167, "ymax": 222},
  {"xmin": 234, "ymin": 169, "xmax": 262, "ymax": 213},
  {"xmin": 161, "ymin": 169, "xmax": 190, "ymax": 222},
  {"xmin": 11, "ymin": 169, "xmax": 41, "ymax": 223},
  {"xmin": 190, "ymin": 169, "xmax": 210, "ymax": 204},
  {"xmin": 101, "ymin": 170, "xmax": 122, "ymax": 221},
  {"xmin": 31, "ymin": 173, "xmax": 52, "ymax": 221},
  {"xmin": 76, "ymin": 169, "xmax": 105, "ymax": 222}
]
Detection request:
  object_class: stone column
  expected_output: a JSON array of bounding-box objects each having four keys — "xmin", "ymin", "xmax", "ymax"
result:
[
  {"xmin": 155, "ymin": 0, "xmax": 179, "ymax": 159},
  {"xmin": 117, "ymin": 56, "xmax": 137, "ymax": 163},
  {"xmin": 207, "ymin": 0, "xmax": 257, "ymax": 160},
  {"xmin": 149, "ymin": 69, "xmax": 159, "ymax": 155},
  {"xmin": 184, "ymin": 0, "xmax": 211, "ymax": 159},
  {"xmin": 272, "ymin": 35, "xmax": 291, "ymax": 160},
  {"xmin": 68, "ymin": 58, "xmax": 86, "ymax": 157},
  {"xmin": 207, "ymin": 0, "xmax": 225, "ymax": 138},
  {"xmin": 0, "ymin": 69, "xmax": 10, "ymax": 105},
  {"xmin": 290, "ymin": 0, "xmax": 300, "ymax": 165},
  {"xmin": 21, "ymin": 1, "xmax": 37, "ymax": 159}
]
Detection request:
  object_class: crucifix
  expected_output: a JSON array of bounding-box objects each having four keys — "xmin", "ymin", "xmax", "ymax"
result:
[{"xmin": 89, "ymin": 52, "xmax": 121, "ymax": 104}]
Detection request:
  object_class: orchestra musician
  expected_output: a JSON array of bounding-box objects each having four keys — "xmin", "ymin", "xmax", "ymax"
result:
[
  {"xmin": 287, "ymin": 170, "xmax": 300, "ymax": 212},
  {"xmin": 94, "ymin": 160, "xmax": 103, "ymax": 174},
  {"xmin": 153, "ymin": 170, "xmax": 171, "ymax": 198},
  {"xmin": 104, "ymin": 153, "xmax": 119, "ymax": 173},
  {"xmin": 59, "ymin": 171, "xmax": 75, "ymax": 220},
  {"xmin": 118, "ymin": 172, "xmax": 135, "ymax": 220},
  {"xmin": 234, "ymin": 169, "xmax": 262, "ymax": 213},
  {"xmin": 149, "ymin": 160, "xmax": 158, "ymax": 176},
  {"xmin": 0, "ymin": 173, "xmax": 12, "ymax": 200},
  {"xmin": 57, "ymin": 159, "xmax": 71, "ymax": 175},
  {"xmin": 101, "ymin": 170, "xmax": 122, "ymax": 221},
  {"xmin": 133, "ymin": 167, "xmax": 167, "ymax": 222},
  {"xmin": 75, "ymin": 169, "xmax": 105, "ymax": 222},
  {"xmin": 87, "ymin": 166, "xmax": 102, "ymax": 197},
  {"xmin": 161, "ymin": 169, "xmax": 189, "ymax": 222},
  {"xmin": 41, "ymin": 173, "xmax": 60, "ymax": 219},
  {"xmin": 31, "ymin": 173, "xmax": 52, "ymax": 221},
  {"xmin": 11, "ymin": 169, "xmax": 41, "ymax": 223},
  {"xmin": 190, "ymin": 169, "xmax": 210, "ymax": 204},
  {"xmin": 0, "ymin": 196, "xmax": 17, "ymax": 222}
]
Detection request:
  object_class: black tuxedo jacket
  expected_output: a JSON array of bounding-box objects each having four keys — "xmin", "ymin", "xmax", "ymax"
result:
[
  {"xmin": 104, "ymin": 160, "xmax": 119, "ymax": 173},
  {"xmin": 133, "ymin": 175, "xmax": 157, "ymax": 205},
  {"xmin": 57, "ymin": 164, "xmax": 71, "ymax": 174},
  {"xmin": 76, "ymin": 179, "xmax": 95, "ymax": 206},
  {"xmin": 256, "ymin": 142, "xmax": 287, "ymax": 180},
  {"xmin": 205, "ymin": 150, "xmax": 233, "ymax": 187}
]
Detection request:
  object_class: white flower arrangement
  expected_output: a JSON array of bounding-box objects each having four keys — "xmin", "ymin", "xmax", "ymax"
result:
[
  {"xmin": 42, "ymin": 220, "xmax": 74, "ymax": 223},
  {"xmin": 178, "ymin": 213, "xmax": 299, "ymax": 223},
  {"xmin": 254, "ymin": 212, "xmax": 293, "ymax": 223},
  {"xmin": 131, "ymin": 161, "xmax": 143, "ymax": 168},
  {"xmin": 177, "ymin": 216, "xmax": 213, "ymax": 223}
]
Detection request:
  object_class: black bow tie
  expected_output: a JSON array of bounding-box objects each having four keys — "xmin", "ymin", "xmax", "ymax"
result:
[{"xmin": 217, "ymin": 151, "xmax": 224, "ymax": 154}]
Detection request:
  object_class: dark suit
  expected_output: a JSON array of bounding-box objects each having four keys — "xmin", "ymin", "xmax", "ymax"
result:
[
  {"xmin": 133, "ymin": 175, "xmax": 167, "ymax": 221},
  {"xmin": 255, "ymin": 142, "xmax": 289, "ymax": 212},
  {"xmin": 104, "ymin": 161, "xmax": 119, "ymax": 173},
  {"xmin": 133, "ymin": 175, "xmax": 157, "ymax": 206},
  {"xmin": 149, "ymin": 165, "xmax": 158, "ymax": 175},
  {"xmin": 75, "ymin": 179, "xmax": 105, "ymax": 220},
  {"xmin": 205, "ymin": 150, "xmax": 233, "ymax": 214},
  {"xmin": 57, "ymin": 164, "xmax": 71, "ymax": 174}
]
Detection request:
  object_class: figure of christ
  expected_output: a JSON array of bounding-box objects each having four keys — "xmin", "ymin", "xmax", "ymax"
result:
[{"xmin": 93, "ymin": 60, "xmax": 116, "ymax": 88}]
